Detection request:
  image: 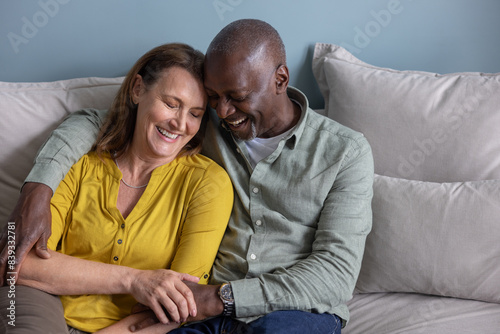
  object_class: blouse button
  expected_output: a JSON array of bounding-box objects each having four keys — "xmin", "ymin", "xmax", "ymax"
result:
[
  {"xmin": 117, "ymin": 239, "xmax": 122, "ymax": 244},
  {"xmin": 250, "ymin": 254, "xmax": 257, "ymax": 260},
  {"xmin": 255, "ymin": 220, "xmax": 262, "ymax": 226},
  {"xmin": 252, "ymin": 187, "xmax": 259, "ymax": 194},
  {"xmin": 113, "ymin": 256, "xmax": 119, "ymax": 261}
]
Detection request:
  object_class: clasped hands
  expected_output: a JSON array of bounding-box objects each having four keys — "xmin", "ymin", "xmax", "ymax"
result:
[
  {"xmin": 127, "ymin": 272, "xmax": 222, "ymax": 332},
  {"xmin": 128, "ymin": 269, "xmax": 199, "ymax": 325}
]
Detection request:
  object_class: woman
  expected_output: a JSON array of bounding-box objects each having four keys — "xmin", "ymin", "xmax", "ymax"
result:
[{"xmin": 15, "ymin": 43, "xmax": 233, "ymax": 333}]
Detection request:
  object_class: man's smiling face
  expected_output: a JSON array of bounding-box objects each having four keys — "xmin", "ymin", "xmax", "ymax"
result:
[{"xmin": 204, "ymin": 48, "xmax": 284, "ymax": 141}]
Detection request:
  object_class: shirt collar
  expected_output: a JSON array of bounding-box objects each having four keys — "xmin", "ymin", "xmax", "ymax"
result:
[{"xmin": 284, "ymin": 86, "xmax": 309, "ymax": 149}]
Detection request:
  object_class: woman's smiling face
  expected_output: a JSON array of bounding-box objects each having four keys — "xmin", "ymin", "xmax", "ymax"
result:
[{"xmin": 131, "ymin": 66, "xmax": 207, "ymax": 163}]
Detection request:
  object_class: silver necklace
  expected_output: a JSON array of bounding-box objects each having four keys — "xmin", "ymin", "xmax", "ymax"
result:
[{"xmin": 114, "ymin": 159, "xmax": 149, "ymax": 189}]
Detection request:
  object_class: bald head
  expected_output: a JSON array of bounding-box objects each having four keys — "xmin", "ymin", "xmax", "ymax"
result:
[
  {"xmin": 207, "ymin": 19, "xmax": 286, "ymax": 69},
  {"xmin": 204, "ymin": 19, "xmax": 298, "ymax": 140}
]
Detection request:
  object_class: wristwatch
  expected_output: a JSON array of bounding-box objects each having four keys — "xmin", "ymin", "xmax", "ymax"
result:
[{"xmin": 218, "ymin": 282, "xmax": 235, "ymax": 317}]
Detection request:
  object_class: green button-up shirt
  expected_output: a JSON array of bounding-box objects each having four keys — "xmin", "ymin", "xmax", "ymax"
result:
[
  {"xmin": 26, "ymin": 87, "xmax": 373, "ymax": 326},
  {"xmin": 202, "ymin": 87, "xmax": 373, "ymax": 325}
]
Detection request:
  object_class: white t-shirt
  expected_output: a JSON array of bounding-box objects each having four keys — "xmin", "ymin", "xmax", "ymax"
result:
[{"xmin": 244, "ymin": 126, "xmax": 295, "ymax": 168}]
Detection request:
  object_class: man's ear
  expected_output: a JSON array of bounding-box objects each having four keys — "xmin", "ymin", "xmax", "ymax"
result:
[
  {"xmin": 275, "ymin": 65, "xmax": 289, "ymax": 94},
  {"xmin": 131, "ymin": 74, "xmax": 144, "ymax": 104}
]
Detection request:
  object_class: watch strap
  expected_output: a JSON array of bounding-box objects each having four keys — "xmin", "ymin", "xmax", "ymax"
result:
[{"xmin": 219, "ymin": 283, "xmax": 235, "ymax": 317}]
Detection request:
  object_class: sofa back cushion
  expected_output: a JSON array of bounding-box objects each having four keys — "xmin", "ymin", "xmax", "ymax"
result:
[
  {"xmin": 361, "ymin": 175, "xmax": 500, "ymax": 303},
  {"xmin": 313, "ymin": 43, "xmax": 500, "ymax": 183},
  {"xmin": 0, "ymin": 77, "xmax": 123, "ymax": 225}
]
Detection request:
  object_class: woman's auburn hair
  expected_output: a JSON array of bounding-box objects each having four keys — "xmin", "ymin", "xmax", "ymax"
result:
[{"xmin": 93, "ymin": 43, "xmax": 207, "ymax": 159}]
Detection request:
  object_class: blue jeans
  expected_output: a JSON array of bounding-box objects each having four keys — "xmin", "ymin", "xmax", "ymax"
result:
[{"xmin": 170, "ymin": 311, "xmax": 342, "ymax": 334}]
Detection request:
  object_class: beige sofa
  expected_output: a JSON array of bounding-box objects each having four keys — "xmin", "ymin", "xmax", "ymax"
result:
[{"xmin": 1, "ymin": 44, "xmax": 499, "ymax": 333}]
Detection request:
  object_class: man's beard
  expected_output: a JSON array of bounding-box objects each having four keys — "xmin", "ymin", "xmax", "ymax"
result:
[{"xmin": 230, "ymin": 119, "xmax": 257, "ymax": 141}]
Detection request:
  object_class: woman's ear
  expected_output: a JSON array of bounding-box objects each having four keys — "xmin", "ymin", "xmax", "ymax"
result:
[
  {"xmin": 131, "ymin": 74, "xmax": 144, "ymax": 104},
  {"xmin": 275, "ymin": 65, "xmax": 290, "ymax": 94}
]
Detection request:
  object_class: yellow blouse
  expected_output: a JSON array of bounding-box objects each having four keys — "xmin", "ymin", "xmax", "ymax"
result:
[{"xmin": 48, "ymin": 152, "xmax": 233, "ymax": 332}]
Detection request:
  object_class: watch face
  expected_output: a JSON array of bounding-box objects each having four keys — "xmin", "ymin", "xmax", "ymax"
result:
[{"xmin": 220, "ymin": 284, "xmax": 234, "ymax": 301}]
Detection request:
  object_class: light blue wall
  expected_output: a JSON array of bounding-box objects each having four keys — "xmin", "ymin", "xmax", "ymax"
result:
[{"xmin": 1, "ymin": 0, "xmax": 499, "ymax": 108}]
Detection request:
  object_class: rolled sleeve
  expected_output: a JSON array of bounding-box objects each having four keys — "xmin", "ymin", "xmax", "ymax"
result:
[
  {"xmin": 24, "ymin": 108, "xmax": 107, "ymax": 193},
  {"xmin": 231, "ymin": 278, "xmax": 266, "ymax": 317}
]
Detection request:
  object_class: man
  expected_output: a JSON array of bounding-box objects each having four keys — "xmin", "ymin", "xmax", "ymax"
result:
[{"xmin": 0, "ymin": 19, "xmax": 373, "ymax": 333}]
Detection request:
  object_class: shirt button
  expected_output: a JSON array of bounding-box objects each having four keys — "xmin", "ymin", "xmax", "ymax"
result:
[
  {"xmin": 121, "ymin": 224, "xmax": 125, "ymax": 229},
  {"xmin": 113, "ymin": 256, "xmax": 119, "ymax": 261},
  {"xmin": 255, "ymin": 220, "xmax": 262, "ymax": 226},
  {"xmin": 250, "ymin": 254, "xmax": 257, "ymax": 260},
  {"xmin": 252, "ymin": 187, "xmax": 259, "ymax": 194},
  {"xmin": 117, "ymin": 239, "xmax": 122, "ymax": 244}
]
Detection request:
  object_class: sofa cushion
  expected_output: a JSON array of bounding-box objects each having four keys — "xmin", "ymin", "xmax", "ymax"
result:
[
  {"xmin": 0, "ymin": 77, "xmax": 123, "ymax": 225},
  {"xmin": 312, "ymin": 43, "xmax": 500, "ymax": 182},
  {"xmin": 356, "ymin": 174, "xmax": 500, "ymax": 303},
  {"xmin": 345, "ymin": 292, "xmax": 500, "ymax": 334}
]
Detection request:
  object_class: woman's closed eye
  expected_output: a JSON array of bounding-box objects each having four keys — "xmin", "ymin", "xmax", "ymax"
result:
[{"xmin": 165, "ymin": 101, "xmax": 179, "ymax": 109}]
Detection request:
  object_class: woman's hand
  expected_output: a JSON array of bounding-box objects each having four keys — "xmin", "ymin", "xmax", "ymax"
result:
[{"xmin": 128, "ymin": 269, "xmax": 199, "ymax": 324}]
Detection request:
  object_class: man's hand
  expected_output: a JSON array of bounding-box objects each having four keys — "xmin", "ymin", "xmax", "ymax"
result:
[
  {"xmin": 129, "ymin": 281, "xmax": 224, "ymax": 332},
  {"xmin": 0, "ymin": 183, "xmax": 53, "ymax": 285},
  {"xmin": 184, "ymin": 281, "xmax": 223, "ymax": 321}
]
